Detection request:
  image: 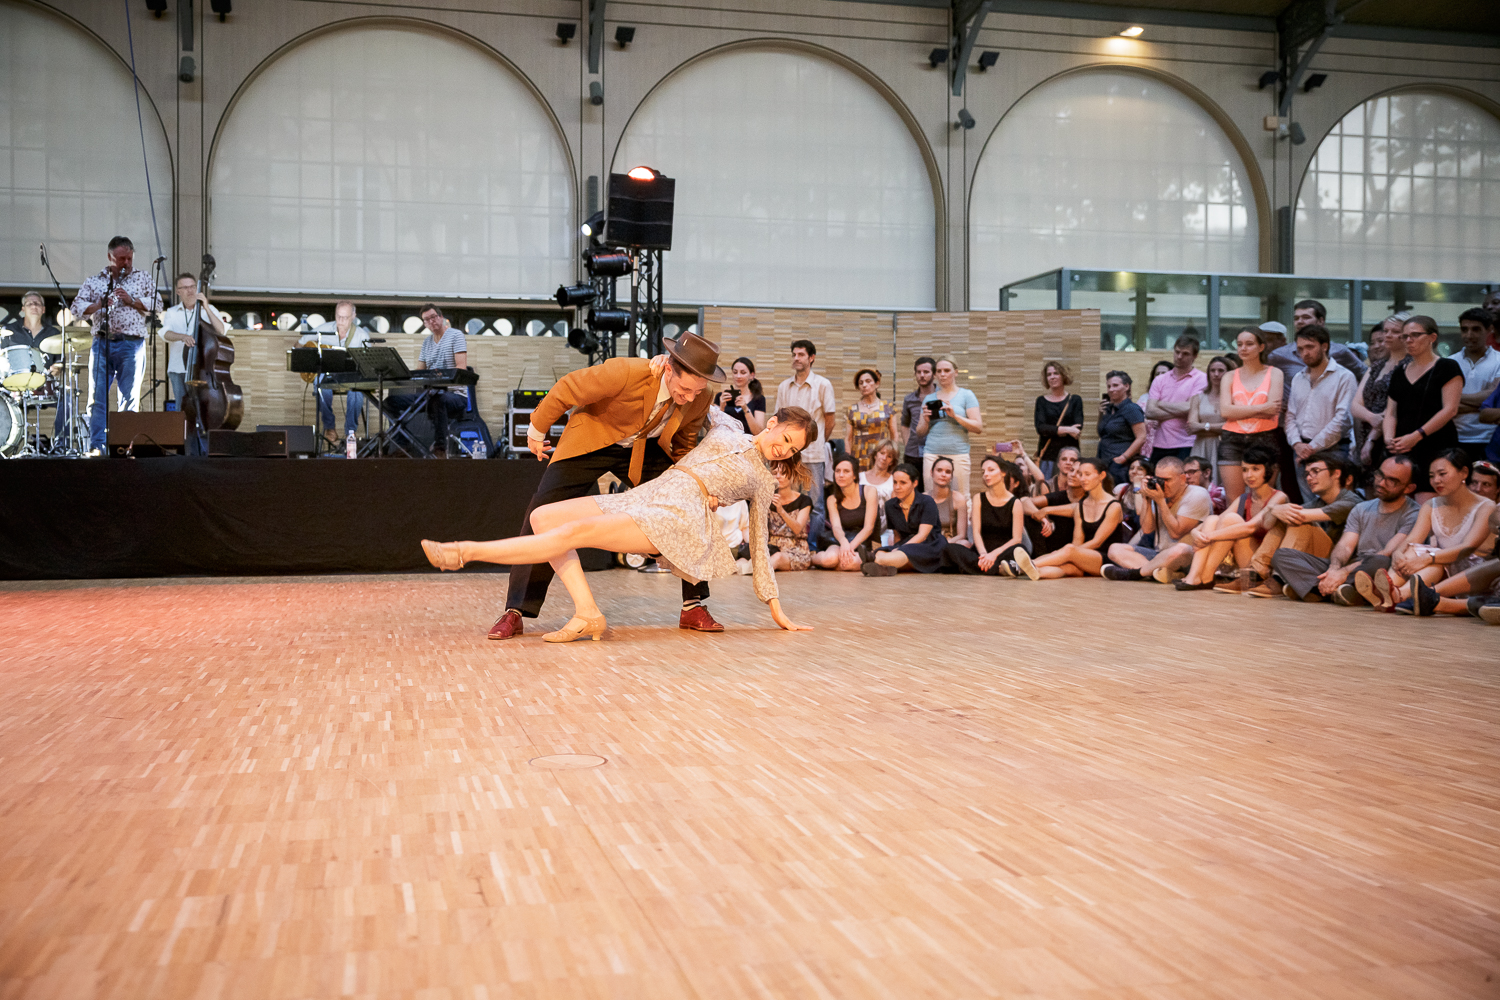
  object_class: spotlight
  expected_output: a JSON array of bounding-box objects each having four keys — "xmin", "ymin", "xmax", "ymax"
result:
[
  {"xmin": 580, "ymin": 210, "xmax": 605, "ymax": 241},
  {"xmin": 977, "ymin": 51, "xmax": 998, "ymax": 71},
  {"xmin": 589, "ymin": 309, "xmax": 632, "ymax": 333},
  {"xmin": 145, "ymin": 0, "xmax": 166, "ymax": 16},
  {"xmin": 210, "ymin": 0, "xmax": 231, "ymax": 20},
  {"xmin": 928, "ymin": 48, "xmax": 948, "ymax": 68},
  {"xmin": 1257, "ymin": 70, "xmax": 1281, "ymax": 90},
  {"xmin": 627, "ymin": 166, "xmax": 657, "ymax": 182},
  {"xmin": 567, "ymin": 327, "xmax": 599, "ymax": 354},
  {"xmin": 1118, "ymin": 25, "xmax": 1144, "ymax": 37},
  {"xmin": 588, "ymin": 81, "xmax": 603, "ymax": 106},
  {"xmin": 583, "ymin": 249, "xmax": 632, "ymax": 278},
  {"xmin": 179, "ymin": 55, "xmax": 196, "ymax": 83},
  {"xmin": 555, "ymin": 284, "xmax": 595, "ymax": 308},
  {"xmin": 1289, "ymin": 122, "xmax": 1307, "ymax": 145},
  {"xmin": 1302, "ymin": 73, "xmax": 1327, "ymax": 93},
  {"xmin": 955, "ymin": 108, "xmax": 976, "ymax": 130},
  {"xmin": 614, "ymin": 25, "xmax": 635, "ymax": 47},
  {"xmin": 555, "ymin": 22, "xmax": 576, "ymax": 43}
]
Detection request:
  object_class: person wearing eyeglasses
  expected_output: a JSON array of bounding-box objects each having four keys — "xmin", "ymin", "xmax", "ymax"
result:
[{"xmin": 1385, "ymin": 316, "xmax": 1464, "ymax": 498}]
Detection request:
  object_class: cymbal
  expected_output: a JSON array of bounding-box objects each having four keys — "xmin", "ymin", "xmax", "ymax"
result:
[{"xmin": 39, "ymin": 332, "xmax": 92, "ymax": 353}]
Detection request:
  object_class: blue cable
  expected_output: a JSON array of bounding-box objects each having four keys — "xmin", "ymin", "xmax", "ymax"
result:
[{"xmin": 123, "ymin": 0, "xmax": 165, "ymax": 264}]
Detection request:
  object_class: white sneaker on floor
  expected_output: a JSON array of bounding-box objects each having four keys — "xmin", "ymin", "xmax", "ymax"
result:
[{"xmin": 1013, "ymin": 549, "xmax": 1039, "ymax": 581}]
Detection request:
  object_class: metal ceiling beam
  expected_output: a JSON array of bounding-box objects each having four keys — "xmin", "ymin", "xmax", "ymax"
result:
[
  {"xmin": 1276, "ymin": 0, "xmax": 1336, "ymax": 117},
  {"xmin": 951, "ymin": 0, "xmax": 991, "ymax": 96},
  {"xmin": 588, "ymin": 0, "xmax": 605, "ymax": 75}
]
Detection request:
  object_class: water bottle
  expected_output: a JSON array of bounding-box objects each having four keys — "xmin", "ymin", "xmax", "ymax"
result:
[
  {"xmin": 345, "ymin": 429, "xmax": 356, "ymax": 459},
  {"xmin": 473, "ymin": 436, "xmax": 486, "ymax": 460}
]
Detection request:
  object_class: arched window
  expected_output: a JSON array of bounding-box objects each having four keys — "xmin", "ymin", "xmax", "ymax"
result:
[
  {"xmin": 0, "ymin": 1, "xmax": 173, "ymax": 283},
  {"xmin": 1296, "ymin": 91, "xmax": 1500, "ymax": 280},
  {"xmin": 614, "ymin": 47, "xmax": 936, "ymax": 310},
  {"xmin": 970, "ymin": 70, "xmax": 1258, "ymax": 303},
  {"xmin": 209, "ymin": 24, "xmax": 573, "ymax": 296}
]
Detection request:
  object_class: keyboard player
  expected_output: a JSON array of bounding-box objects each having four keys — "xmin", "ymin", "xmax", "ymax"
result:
[{"xmin": 382, "ymin": 303, "xmax": 469, "ymax": 458}]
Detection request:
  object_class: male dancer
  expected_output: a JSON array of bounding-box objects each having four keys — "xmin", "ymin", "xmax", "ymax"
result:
[{"xmin": 489, "ymin": 332, "xmax": 726, "ymax": 639}]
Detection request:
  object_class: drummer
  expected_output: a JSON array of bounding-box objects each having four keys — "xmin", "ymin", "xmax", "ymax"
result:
[{"xmin": 2, "ymin": 291, "xmax": 61, "ymax": 363}]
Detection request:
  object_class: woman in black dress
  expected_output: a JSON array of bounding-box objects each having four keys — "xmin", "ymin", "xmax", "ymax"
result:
[
  {"xmin": 811, "ymin": 455, "xmax": 878, "ymax": 571},
  {"xmin": 1034, "ymin": 361, "xmax": 1084, "ymax": 479},
  {"xmin": 862, "ymin": 463, "xmax": 945, "ymax": 575},
  {"xmin": 1024, "ymin": 458, "xmax": 1128, "ymax": 580},
  {"xmin": 1385, "ymin": 316, "xmax": 1463, "ymax": 496},
  {"xmin": 944, "ymin": 454, "xmax": 1031, "ymax": 577}
]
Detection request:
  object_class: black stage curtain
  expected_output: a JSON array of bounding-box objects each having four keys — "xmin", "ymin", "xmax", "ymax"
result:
[{"xmin": 0, "ymin": 457, "xmax": 578, "ymax": 580}]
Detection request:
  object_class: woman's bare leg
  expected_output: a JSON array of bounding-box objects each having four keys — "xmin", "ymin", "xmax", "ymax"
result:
[
  {"xmin": 874, "ymin": 549, "xmax": 911, "ymax": 569},
  {"xmin": 1220, "ymin": 464, "xmax": 1245, "ymax": 506}
]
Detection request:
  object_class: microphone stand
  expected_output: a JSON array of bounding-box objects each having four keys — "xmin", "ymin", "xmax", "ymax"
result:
[{"xmin": 39, "ymin": 245, "xmax": 84, "ymax": 455}]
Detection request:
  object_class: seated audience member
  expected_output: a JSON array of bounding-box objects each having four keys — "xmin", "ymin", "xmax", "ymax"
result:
[
  {"xmin": 812, "ymin": 456, "xmax": 877, "ymax": 571},
  {"xmin": 926, "ymin": 456, "xmax": 970, "ymax": 546},
  {"xmin": 1372, "ymin": 450, "xmax": 1496, "ymax": 612},
  {"xmin": 1472, "ymin": 460, "xmax": 1500, "ymax": 502},
  {"xmin": 1025, "ymin": 454, "xmax": 1085, "ymax": 556},
  {"xmin": 1000, "ymin": 439, "xmax": 1050, "ymax": 496},
  {"xmin": 1098, "ymin": 371, "xmax": 1146, "ymax": 484},
  {"xmin": 1102, "ymin": 456, "xmax": 1214, "ymax": 582},
  {"xmin": 1183, "ymin": 456, "xmax": 1227, "ymax": 514},
  {"xmin": 766, "ymin": 467, "xmax": 813, "ymax": 572},
  {"xmin": 1026, "ymin": 458, "xmax": 1129, "ymax": 580},
  {"xmin": 863, "ymin": 463, "xmax": 945, "ymax": 576},
  {"xmin": 1171, "ymin": 446, "xmax": 1288, "ymax": 592},
  {"xmin": 860, "ymin": 438, "xmax": 898, "ymax": 543},
  {"xmin": 1243, "ymin": 452, "xmax": 1363, "ymax": 597},
  {"xmin": 1391, "ymin": 505, "xmax": 1500, "ymax": 620},
  {"xmin": 945, "ymin": 455, "xmax": 1029, "ymax": 577},
  {"xmin": 1048, "ymin": 446, "xmax": 1082, "ymax": 494},
  {"xmin": 1113, "ymin": 457, "xmax": 1151, "ymax": 540},
  {"xmin": 1272, "ymin": 455, "xmax": 1420, "ymax": 603},
  {"xmin": 1033, "ymin": 361, "xmax": 1084, "ymax": 480}
]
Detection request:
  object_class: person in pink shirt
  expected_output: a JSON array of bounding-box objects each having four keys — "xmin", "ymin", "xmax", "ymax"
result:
[{"xmin": 1144, "ymin": 335, "xmax": 1209, "ymax": 464}]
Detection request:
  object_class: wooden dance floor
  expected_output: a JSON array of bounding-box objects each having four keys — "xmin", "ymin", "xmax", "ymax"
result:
[{"xmin": 1, "ymin": 570, "xmax": 1497, "ymax": 999}]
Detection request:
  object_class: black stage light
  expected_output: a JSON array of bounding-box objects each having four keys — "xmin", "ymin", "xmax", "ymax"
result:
[
  {"xmin": 146, "ymin": 0, "xmax": 166, "ymax": 16},
  {"xmin": 556, "ymin": 284, "xmax": 595, "ymax": 308},
  {"xmin": 583, "ymin": 248, "xmax": 632, "ymax": 278},
  {"xmin": 589, "ymin": 81, "xmax": 604, "ymax": 106},
  {"xmin": 929, "ymin": 48, "xmax": 948, "ymax": 68},
  {"xmin": 955, "ymin": 108, "xmax": 976, "ymax": 130},
  {"xmin": 1302, "ymin": 73, "xmax": 1327, "ymax": 93},
  {"xmin": 556, "ymin": 22, "xmax": 576, "ymax": 43},
  {"xmin": 568, "ymin": 327, "xmax": 598, "ymax": 353},
  {"xmin": 210, "ymin": 0, "xmax": 231, "ymax": 21},
  {"xmin": 605, "ymin": 167, "xmax": 675, "ymax": 250},
  {"xmin": 580, "ymin": 209, "xmax": 606, "ymax": 241},
  {"xmin": 977, "ymin": 51, "xmax": 998, "ymax": 71},
  {"xmin": 1257, "ymin": 70, "xmax": 1280, "ymax": 90},
  {"xmin": 589, "ymin": 309, "xmax": 632, "ymax": 333},
  {"xmin": 615, "ymin": 26, "xmax": 635, "ymax": 47},
  {"xmin": 1289, "ymin": 122, "xmax": 1307, "ymax": 145}
]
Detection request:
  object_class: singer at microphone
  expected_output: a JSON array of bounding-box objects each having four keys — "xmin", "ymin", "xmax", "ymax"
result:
[{"xmin": 68, "ymin": 236, "xmax": 163, "ymax": 455}]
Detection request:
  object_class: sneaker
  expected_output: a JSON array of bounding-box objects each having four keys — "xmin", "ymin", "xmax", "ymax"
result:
[
  {"xmin": 861, "ymin": 561, "xmax": 898, "ymax": 577},
  {"xmin": 1411, "ymin": 577, "xmax": 1439, "ymax": 617},
  {"xmin": 997, "ymin": 560, "xmax": 1015, "ymax": 578},
  {"xmin": 1101, "ymin": 565, "xmax": 1133, "ymax": 581},
  {"xmin": 1394, "ymin": 597, "xmax": 1415, "ymax": 615},
  {"xmin": 1333, "ymin": 583, "xmax": 1361, "ymax": 607},
  {"xmin": 1013, "ymin": 549, "xmax": 1039, "ymax": 581},
  {"xmin": 1479, "ymin": 604, "xmax": 1500, "ymax": 624},
  {"xmin": 1246, "ymin": 583, "xmax": 1281, "ymax": 598}
]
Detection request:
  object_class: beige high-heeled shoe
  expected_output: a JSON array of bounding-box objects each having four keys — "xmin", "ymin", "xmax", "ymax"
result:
[
  {"xmin": 542, "ymin": 614, "xmax": 608, "ymax": 643},
  {"xmin": 421, "ymin": 539, "xmax": 465, "ymax": 571}
]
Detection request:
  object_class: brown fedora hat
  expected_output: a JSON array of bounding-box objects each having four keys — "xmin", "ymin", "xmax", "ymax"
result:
[{"xmin": 664, "ymin": 330, "xmax": 726, "ymax": 382}]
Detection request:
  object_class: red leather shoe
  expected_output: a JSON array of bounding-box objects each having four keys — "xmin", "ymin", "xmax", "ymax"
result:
[
  {"xmin": 678, "ymin": 605, "xmax": 724, "ymax": 632},
  {"xmin": 487, "ymin": 609, "xmax": 524, "ymax": 640}
]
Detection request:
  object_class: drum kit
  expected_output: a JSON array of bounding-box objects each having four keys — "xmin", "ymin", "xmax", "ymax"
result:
[{"xmin": 0, "ymin": 328, "xmax": 92, "ymax": 457}]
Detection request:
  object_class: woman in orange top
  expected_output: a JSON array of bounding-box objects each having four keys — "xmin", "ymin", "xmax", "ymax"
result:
[{"xmin": 1216, "ymin": 327, "xmax": 1283, "ymax": 505}]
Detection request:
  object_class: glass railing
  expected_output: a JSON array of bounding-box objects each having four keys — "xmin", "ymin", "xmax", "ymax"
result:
[{"xmin": 999, "ymin": 268, "xmax": 1497, "ymax": 356}]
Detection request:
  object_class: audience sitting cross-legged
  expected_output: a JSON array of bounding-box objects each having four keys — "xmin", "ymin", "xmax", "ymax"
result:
[
  {"xmin": 862, "ymin": 463, "xmax": 946, "ymax": 576},
  {"xmin": 927, "ymin": 456, "xmax": 971, "ymax": 547},
  {"xmin": 1386, "ymin": 505, "xmax": 1500, "ymax": 621},
  {"xmin": 1025, "ymin": 446, "xmax": 1085, "ymax": 556},
  {"xmin": 1182, "ymin": 455, "xmax": 1227, "ymax": 514},
  {"xmin": 944, "ymin": 455, "xmax": 1031, "ymax": 577},
  {"xmin": 812, "ymin": 455, "xmax": 878, "ymax": 571},
  {"xmin": 1272, "ymin": 454, "xmax": 1420, "ymax": 604},
  {"xmin": 1024, "ymin": 458, "xmax": 1129, "ymax": 580},
  {"xmin": 1170, "ymin": 445, "xmax": 1288, "ymax": 592},
  {"xmin": 1102, "ymin": 455, "xmax": 1214, "ymax": 583},
  {"xmin": 1243, "ymin": 452, "xmax": 1364, "ymax": 598},
  {"xmin": 766, "ymin": 466, "xmax": 813, "ymax": 572}
]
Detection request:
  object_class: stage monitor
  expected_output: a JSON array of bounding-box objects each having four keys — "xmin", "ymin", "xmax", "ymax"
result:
[{"xmin": 606, "ymin": 169, "xmax": 675, "ymax": 250}]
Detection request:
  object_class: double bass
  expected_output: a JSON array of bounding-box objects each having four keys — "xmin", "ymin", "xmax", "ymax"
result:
[{"xmin": 185, "ymin": 254, "xmax": 242, "ymax": 435}]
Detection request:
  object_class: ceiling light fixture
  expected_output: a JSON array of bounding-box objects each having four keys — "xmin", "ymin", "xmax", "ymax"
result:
[
  {"xmin": 1119, "ymin": 26, "xmax": 1144, "ymax": 37},
  {"xmin": 928, "ymin": 47, "xmax": 949, "ymax": 68}
]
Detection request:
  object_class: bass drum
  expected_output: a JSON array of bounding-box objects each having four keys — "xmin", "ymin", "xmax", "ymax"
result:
[{"xmin": 0, "ymin": 394, "xmax": 23, "ymax": 457}]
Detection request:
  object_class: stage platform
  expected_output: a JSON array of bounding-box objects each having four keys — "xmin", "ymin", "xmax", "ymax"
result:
[
  {"xmin": 0, "ymin": 570, "xmax": 1496, "ymax": 999},
  {"xmin": 0, "ymin": 457, "xmax": 557, "ymax": 580}
]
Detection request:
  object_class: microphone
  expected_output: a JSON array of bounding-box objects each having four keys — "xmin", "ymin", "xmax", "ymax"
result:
[
  {"xmin": 152, "ymin": 255, "xmax": 167, "ymax": 264},
  {"xmin": 39, "ymin": 244, "xmax": 47, "ymax": 266}
]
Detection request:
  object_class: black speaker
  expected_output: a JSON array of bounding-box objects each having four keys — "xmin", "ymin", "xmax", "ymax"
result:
[
  {"xmin": 606, "ymin": 169, "xmax": 675, "ymax": 250},
  {"xmin": 208, "ymin": 429, "xmax": 288, "ymax": 458},
  {"xmin": 257, "ymin": 424, "xmax": 317, "ymax": 457},
  {"xmin": 108, "ymin": 411, "xmax": 186, "ymax": 456}
]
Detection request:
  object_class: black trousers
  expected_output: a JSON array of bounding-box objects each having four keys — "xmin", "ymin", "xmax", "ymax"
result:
[
  {"xmin": 385, "ymin": 390, "xmax": 467, "ymax": 454},
  {"xmin": 941, "ymin": 539, "xmax": 1023, "ymax": 575},
  {"xmin": 505, "ymin": 442, "xmax": 710, "ymax": 618}
]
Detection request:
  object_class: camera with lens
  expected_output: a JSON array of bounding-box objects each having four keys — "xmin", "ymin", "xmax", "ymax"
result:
[
  {"xmin": 1144, "ymin": 475, "xmax": 1163, "ymax": 491},
  {"xmin": 924, "ymin": 399, "xmax": 945, "ymax": 418}
]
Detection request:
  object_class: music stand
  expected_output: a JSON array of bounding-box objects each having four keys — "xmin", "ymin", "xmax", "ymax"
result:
[{"xmin": 348, "ymin": 347, "xmax": 420, "ymax": 457}]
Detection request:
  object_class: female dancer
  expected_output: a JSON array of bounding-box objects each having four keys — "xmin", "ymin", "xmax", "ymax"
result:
[
  {"xmin": 1024, "ymin": 458, "xmax": 1128, "ymax": 580},
  {"xmin": 422, "ymin": 407, "xmax": 818, "ymax": 640}
]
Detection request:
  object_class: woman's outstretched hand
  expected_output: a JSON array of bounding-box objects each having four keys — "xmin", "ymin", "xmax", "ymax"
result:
[{"xmin": 768, "ymin": 598, "xmax": 813, "ymax": 632}]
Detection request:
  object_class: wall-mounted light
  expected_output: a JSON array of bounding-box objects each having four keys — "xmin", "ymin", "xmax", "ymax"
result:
[
  {"xmin": 615, "ymin": 26, "xmax": 635, "ymax": 47},
  {"xmin": 145, "ymin": 0, "xmax": 166, "ymax": 16},
  {"xmin": 1118, "ymin": 26, "xmax": 1144, "ymax": 37},
  {"xmin": 589, "ymin": 81, "xmax": 603, "ymax": 106},
  {"xmin": 928, "ymin": 48, "xmax": 948, "ymax": 68},
  {"xmin": 555, "ymin": 22, "xmax": 576, "ymax": 43},
  {"xmin": 977, "ymin": 51, "xmax": 998, "ymax": 71},
  {"xmin": 1302, "ymin": 73, "xmax": 1327, "ymax": 93},
  {"xmin": 209, "ymin": 0, "xmax": 230, "ymax": 21},
  {"xmin": 1257, "ymin": 70, "xmax": 1281, "ymax": 90},
  {"xmin": 1288, "ymin": 122, "xmax": 1307, "ymax": 145},
  {"xmin": 955, "ymin": 108, "xmax": 976, "ymax": 130},
  {"xmin": 178, "ymin": 55, "xmax": 196, "ymax": 83}
]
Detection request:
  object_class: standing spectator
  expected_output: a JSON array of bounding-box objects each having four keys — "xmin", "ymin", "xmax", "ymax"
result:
[
  {"xmin": 1188, "ymin": 354, "xmax": 1234, "ymax": 480},
  {"xmin": 1455, "ymin": 308, "xmax": 1500, "ymax": 467},
  {"xmin": 1033, "ymin": 361, "xmax": 1083, "ymax": 481},
  {"xmin": 1144, "ymin": 336, "xmax": 1208, "ymax": 463},
  {"xmin": 1481, "ymin": 375, "xmax": 1500, "ymax": 465},
  {"xmin": 766, "ymin": 467, "xmax": 813, "ymax": 572},
  {"xmin": 1245, "ymin": 453, "xmax": 1363, "ymax": 596},
  {"xmin": 863, "ymin": 464, "xmax": 945, "ymax": 575},
  {"xmin": 845, "ymin": 368, "xmax": 898, "ymax": 473},
  {"xmin": 812, "ymin": 456, "xmax": 877, "ymax": 571},
  {"xmin": 776, "ymin": 340, "xmax": 838, "ymax": 521},
  {"xmin": 1218, "ymin": 327, "xmax": 1283, "ymax": 505},
  {"xmin": 1284, "ymin": 324, "xmax": 1358, "ymax": 502},
  {"xmin": 1385, "ymin": 316, "xmax": 1463, "ymax": 497},
  {"xmin": 1351, "ymin": 314, "xmax": 1410, "ymax": 470},
  {"xmin": 1380, "ymin": 451, "xmax": 1496, "ymax": 612},
  {"xmin": 1027, "ymin": 458, "xmax": 1128, "ymax": 580},
  {"xmin": 1097, "ymin": 371, "xmax": 1146, "ymax": 485},
  {"xmin": 1137, "ymin": 360, "xmax": 1175, "ymax": 461},
  {"xmin": 1174, "ymin": 446, "xmax": 1287, "ymax": 592},
  {"xmin": 944, "ymin": 455, "xmax": 1029, "ymax": 577},
  {"xmin": 900, "ymin": 356, "xmax": 936, "ymax": 490},
  {"xmin": 915, "ymin": 355, "xmax": 983, "ymax": 494},
  {"xmin": 1182, "ymin": 456, "xmax": 1226, "ymax": 514},
  {"xmin": 1275, "ymin": 455, "xmax": 1420, "ymax": 603},
  {"xmin": 1102, "ymin": 456, "xmax": 1213, "ymax": 582},
  {"xmin": 926, "ymin": 456, "xmax": 970, "ymax": 547},
  {"xmin": 1264, "ymin": 308, "xmax": 1367, "ymax": 499},
  {"xmin": 717, "ymin": 357, "xmax": 766, "ymax": 434}
]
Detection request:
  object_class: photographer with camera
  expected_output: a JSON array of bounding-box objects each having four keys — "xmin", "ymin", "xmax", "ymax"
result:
[
  {"xmin": 716, "ymin": 356, "xmax": 766, "ymax": 434},
  {"xmin": 915, "ymin": 355, "xmax": 982, "ymax": 494},
  {"xmin": 1102, "ymin": 456, "xmax": 1213, "ymax": 582}
]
